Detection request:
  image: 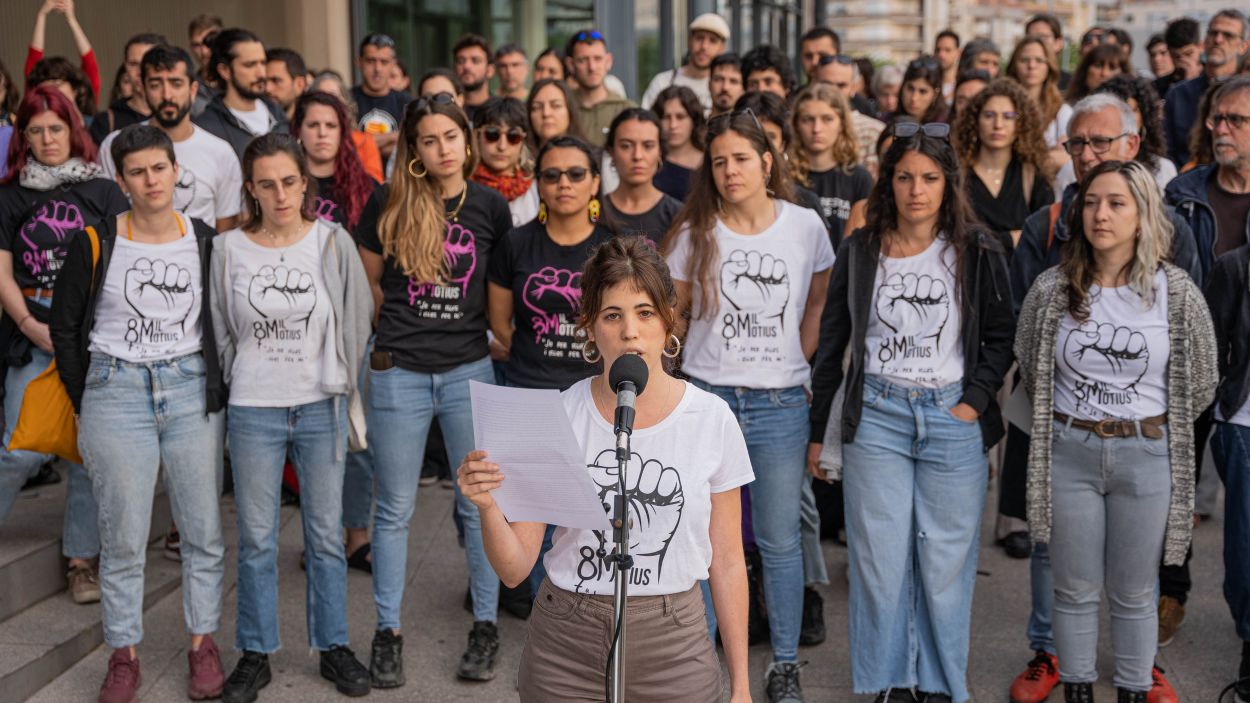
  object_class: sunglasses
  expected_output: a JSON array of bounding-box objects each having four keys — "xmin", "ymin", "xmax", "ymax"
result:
[
  {"xmin": 481, "ymin": 126, "xmax": 526, "ymax": 145},
  {"xmin": 538, "ymin": 167, "xmax": 591, "ymax": 184},
  {"xmin": 908, "ymin": 57, "xmax": 939, "ymax": 71},
  {"xmin": 818, "ymin": 54, "xmax": 856, "ymax": 67},
  {"xmin": 414, "ymin": 91, "xmax": 456, "ymax": 111},
  {"xmin": 708, "ymin": 107, "xmax": 765, "ymax": 134},
  {"xmin": 574, "ymin": 30, "xmax": 605, "ymax": 43},
  {"xmin": 892, "ymin": 121, "xmax": 950, "ymax": 139},
  {"xmin": 362, "ymin": 33, "xmax": 396, "ymax": 49}
]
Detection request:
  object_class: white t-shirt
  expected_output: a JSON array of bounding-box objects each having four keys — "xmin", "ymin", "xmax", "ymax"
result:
[
  {"xmin": 509, "ymin": 183, "xmax": 539, "ymax": 227},
  {"xmin": 100, "ymin": 124, "xmax": 244, "ymax": 227},
  {"xmin": 666, "ymin": 200, "xmax": 835, "ymax": 389},
  {"xmin": 88, "ymin": 215, "xmax": 203, "ymax": 362},
  {"xmin": 863, "ymin": 236, "xmax": 964, "ymax": 388},
  {"xmin": 229, "ymin": 100, "xmax": 274, "ymax": 136},
  {"xmin": 221, "ymin": 222, "xmax": 334, "ymax": 407},
  {"xmin": 1053, "ymin": 269, "xmax": 1171, "ymax": 420},
  {"xmin": 641, "ymin": 68, "xmax": 712, "ymax": 115},
  {"xmin": 543, "ymin": 378, "xmax": 755, "ymax": 596},
  {"xmin": 1043, "ymin": 103, "xmax": 1073, "ymax": 149}
]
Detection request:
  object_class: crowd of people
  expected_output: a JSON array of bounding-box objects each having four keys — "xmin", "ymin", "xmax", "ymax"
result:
[{"xmin": 0, "ymin": 2, "xmax": 1249, "ymax": 703}]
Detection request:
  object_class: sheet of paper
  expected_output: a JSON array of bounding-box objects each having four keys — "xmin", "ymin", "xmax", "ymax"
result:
[
  {"xmin": 469, "ymin": 381, "xmax": 612, "ymax": 531},
  {"xmin": 1005, "ymin": 382, "xmax": 1032, "ymax": 434}
]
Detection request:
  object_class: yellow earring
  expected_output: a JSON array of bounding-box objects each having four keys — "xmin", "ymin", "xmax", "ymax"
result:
[
  {"xmin": 588, "ymin": 198, "xmax": 601, "ymax": 224},
  {"xmin": 538, "ymin": 201, "xmax": 548, "ymax": 224}
]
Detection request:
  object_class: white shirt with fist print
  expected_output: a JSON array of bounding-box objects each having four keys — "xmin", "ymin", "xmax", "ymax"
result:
[
  {"xmin": 1054, "ymin": 269, "xmax": 1170, "ymax": 421},
  {"xmin": 542, "ymin": 379, "xmax": 755, "ymax": 596},
  {"xmin": 864, "ymin": 236, "xmax": 964, "ymax": 388},
  {"xmin": 221, "ymin": 221, "xmax": 334, "ymax": 407},
  {"xmin": 666, "ymin": 200, "xmax": 835, "ymax": 388},
  {"xmin": 89, "ymin": 216, "xmax": 203, "ymax": 363}
]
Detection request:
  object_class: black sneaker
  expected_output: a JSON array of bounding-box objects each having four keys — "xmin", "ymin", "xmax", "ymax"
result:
[
  {"xmin": 369, "ymin": 629, "xmax": 405, "ymax": 688},
  {"xmin": 456, "ymin": 621, "xmax": 500, "ymax": 681},
  {"xmin": 1064, "ymin": 682, "xmax": 1094, "ymax": 703},
  {"xmin": 918, "ymin": 692, "xmax": 953, "ymax": 703},
  {"xmin": 20, "ymin": 462, "xmax": 60, "ymax": 491},
  {"xmin": 874, "ymin": 690, "xmax": 918, "ymax": 703},
  {"xmin": 765, "ymin": 661, "xmax": 804, "ymax": 703},
  {"xmin": 222, "ymin": 651, "xmax": 271, "ymax": 703},
  {"xmin": 319, "ymin": 645, "xmax": 370, "ymax": 697},
  {"xmin": 799, "ymin": 587, "xmax": 825, "ymax": 646}
]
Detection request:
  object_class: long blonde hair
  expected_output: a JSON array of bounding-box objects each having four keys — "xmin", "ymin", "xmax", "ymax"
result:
[
  {"xmin": 789, "ymin": 82, "xmax": 860, "ymax": 187},
  {"xmin": 377, "ymin": 99, "xmax": 478, "ymax": 283}
]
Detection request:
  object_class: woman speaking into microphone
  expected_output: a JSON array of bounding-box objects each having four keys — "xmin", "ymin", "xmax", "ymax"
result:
[{"xmin": 458, "ymin": 236, "xmax": 754, "ymax": 702}]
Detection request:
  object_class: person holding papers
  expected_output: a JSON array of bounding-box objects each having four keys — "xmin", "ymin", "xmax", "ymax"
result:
[{"xmin": 458, "ymin": 236, "xmax": 754, "ymax": 703}]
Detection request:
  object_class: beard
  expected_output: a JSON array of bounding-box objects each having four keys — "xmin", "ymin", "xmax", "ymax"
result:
[
  {"xmin": 152, "ymin": 99, "xmax": 192, "ymax": 128},
  {"xmin": 232, "ymin": 75, "xmax": 266, "ymax": 101},
  {"xmin": 462, "ymin": 78, "xmax": 487, "ymax": 93}
]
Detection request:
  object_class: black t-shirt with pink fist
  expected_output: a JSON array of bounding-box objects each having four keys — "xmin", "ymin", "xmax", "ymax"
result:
[
  {"xmin": 357, "ymin": 181, "xmax": 513, "ymax": 373},
  {"xmin": 0, "ymin": 179, "xmax": 129, "ymax": 290},
  {"xmin": 314, "ymin": 175, "xmax": 376, "ymax": 234},
  {"xmin": 487, "ymin": 220, "xmax": 612, "ymax": 389}
]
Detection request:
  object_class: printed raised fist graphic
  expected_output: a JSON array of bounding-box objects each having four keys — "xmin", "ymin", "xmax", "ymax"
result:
[
  {"xmin": 444, "ymin": 223, "xmax": 477, "ymax": 291},
  {"xmin": 874, "ymin": 272, "xmax": 950, "ymax": 341},
  {"xmin": 719, "ymin": 249, "xmax": 790, "ymax": 324},
  {"xmin": 1062, "ymin": 320, "xmax": 1150, "ymax": 389},
  {"xmin": 247, "ymin": 265, "xmax": 317, "ymax": 326},
  {"xmin": 588, "ymin": 449, "xmax": 685, "ymax": 568},
  {"xmin": 312, "ymin": 195, "xmax": 338, "ymax": 223},
  {"xmin": 522, "ymin": 266, "xmax": 582, "ymax": 340},
  {"xmin": 124, "ymin": 258, "xmax": 194, "ymax": 327},
  {"xmin": 27, "ymin": 200, "xmax": 85, "ymax": 243}
]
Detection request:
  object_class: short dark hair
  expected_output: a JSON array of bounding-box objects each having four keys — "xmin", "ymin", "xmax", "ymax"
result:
[
  {"xmin": 266, "ymin": 48, "xmax": 307, "ymax": 80},
  {"xmin": 495, "ymin": 43, "xmax": 526, "ymax": 61},
  {"xmin": 111, "ymin": 124, "xmax": 176, "ymax": 171},
  {"xmin": 955, "ymin": 68, "xmax": 993, "ymax": 91},
  {"xmin": 27, "ymin": 57, "xmax": 95, "ymax": 116},
  {"xmin": 1108, "ymin": 27, "xmax": 1132, "ymax": 52},
  {"xmin": 1026, "ymin": 14, "xmax": 1063, "ymax": 40},
  {"xmin": 210, "ymin": 28, "xmax": 263, "ymax": 82},
  {"xmin": 125, "ymin": 32, "xmax": 168, "ymax": 57},
  {"xmin": 474, "ymin": 96, "xmax": 527, "ymax": 131},
  {"xmin": 936, "ymin": 29, "xmax": 961, "ymax": 48},
  {"xmin": 417, "ymin": 67, "xmax": 463, "ymax": 96},
  {"xmin": 453, "ymin": 33, "xmax": 492, "ymax": 59},
  {"xmin": 800, "ymin": 27, "xmax": 841, "ymax": 53},
  {"xmin": 606, "ymin": 107, "xmax": 663, "ymax": 154},
  {"xmin": 187, "ymin": 14, "xmax": 223, "ymax": 37},
  {"xmin": 710, "ymin": 52, "xmax": 742, "ymax": 74},
  {"xmin": 566, "ymin": 28, "xmax": 608, "ymax": 57},
  {"xmin": 140, "ymin": 45, "xmax": 194, "ymax": 82},
  {"xmin": 358, "ymin": 33, "xmax": 396, "ymax": 56},
  {"xmin": 1165, "ymin": 18, "xmax": 1201, "ymax": 49},
  {"xmin": 536, "ymin": 135, "xmax": 600, "ymax": 176},
  {"xmin": 741, "ymin": 45, "xmax": 795, "ymax": 93},
  {"xmin": 1147, "ymin": 33, "xmax": 1167, "ymax": 51},
  {"xmin": 733, "ymin": 90, "xmax": 791, "ymax": 147}
]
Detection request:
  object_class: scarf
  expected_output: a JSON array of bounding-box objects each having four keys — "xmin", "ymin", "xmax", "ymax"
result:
[
  {"xmin": 472, "ymin": 163, "xmax": 532, "ymax": 202},
  {"xmin": 20, "ymin": 158, "xmax": 103, "ymax": 191}
]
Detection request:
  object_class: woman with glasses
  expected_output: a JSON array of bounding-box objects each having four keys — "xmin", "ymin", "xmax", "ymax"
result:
[
  {"xmin": 791, "ymin": 82, "xmax": 875, "ymax": 244},
  {"xmin": 954, "ymin": 78, "xmax": 1055, "ymax": 250},
  {"xmin": 602, "ymin": 108, "xmax": 683, "ymax": 245},
  {"xmin": 1006, "ymin": 36, "xmax": 1073, "ymax": 169},
  {"xmin": 664, "ymin": 109, "xmax": 834, "ymax": 701},
  {"xmin": 470, "ymin": 96, "xmax": 538, "ymax": 226},
  {"xmin": 896, "ymin": 56, "xmax": 949, "ymax": 125},
  {"xmin": 654, "ymin": 85, "xmax": 706, "ymax": 202},
  {"xmin": 356, "ymin": 94, "xmax": 514, "ymax": 686},
  {"xmin": 1015, "ymin": 160, "xmax": 1215, "ymax": 703},
  {"xmin": 809, "ymin": 120, "xmax": 1015, "ymax": 703},
  {"xmin": 1065, "ymin": 44, "xmax": 1129, "ymax": 105}
]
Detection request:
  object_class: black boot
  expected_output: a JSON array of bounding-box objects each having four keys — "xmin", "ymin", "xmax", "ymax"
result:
[
  {"xmin": 1064, "ymin": 682, "xmax": 1094, "ymax": 703},
  {"xmin": 1115, "ymin": 689, "xmax": 1145, "ymax": 703},
  {"xmin": 1238, "ymin": 641, "xmax": 1250, "ymax": 703}
]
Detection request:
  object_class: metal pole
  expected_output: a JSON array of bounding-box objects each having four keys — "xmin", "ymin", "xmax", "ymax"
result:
[{"xmin": 609, "ymin": 429, "xmax": 633, "ymax": 702}]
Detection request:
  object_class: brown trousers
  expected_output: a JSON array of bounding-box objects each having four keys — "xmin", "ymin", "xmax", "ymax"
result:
[{"xmin": 517, "ymin": 578, "xmax": 724, "ymax": 702}]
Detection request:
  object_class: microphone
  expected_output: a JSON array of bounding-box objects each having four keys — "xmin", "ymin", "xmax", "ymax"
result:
[{"xmin": 608, "ymin": 354, "xmax": 649, "ymax": 440}]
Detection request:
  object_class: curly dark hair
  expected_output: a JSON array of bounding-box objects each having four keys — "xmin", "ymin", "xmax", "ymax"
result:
[
  {"xmin": 1092, "ymin": 74, "xmax": 1165, "ymax": 172},
  {"xmin": 953, "ymin": 78, "xmax": 1054, "ymax": 182},
  {"xmin": 1065, "ymin": 43, "xmax": 1130, "ymax": 104}
]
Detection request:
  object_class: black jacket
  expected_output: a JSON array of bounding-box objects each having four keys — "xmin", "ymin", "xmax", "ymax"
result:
[
  {"xmin": 1205, "ymin": 243, "xmax": 1250, "ymax": 420},
  {"xmin": 49, "ymin": 216, "xmax": 226, "ymax": 414},
  {"xmin": 191, "ymin": 93, "xmax": 289, "ymax": 161},
  {"xmin": 89, "ymin": 99, "xmax": 148, "ymax": 145},
  {"xmin": 809, "ymin": 227, "xmax": 1016, "ymax": 450}
]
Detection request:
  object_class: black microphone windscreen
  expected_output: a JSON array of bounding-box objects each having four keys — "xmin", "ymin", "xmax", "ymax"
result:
[{"xmin": 608, "ymin": 354, "xmax": 649, "ymax": 396}]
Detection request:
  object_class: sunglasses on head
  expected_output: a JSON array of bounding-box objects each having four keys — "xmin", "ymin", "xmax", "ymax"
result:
[
  {"xmin": 892, "ymin": 121, "xmax": 950, "ymax": 140},
  {"xmin": 908, "ymin": 57, "xmax": 939, "ymax": 71},
  {"xmin": 363, "ymin": 33, "xmax": 396, "ymax": 49},
  {"xmin": 414, "ymin": 91, "xmax": 456, "ymax": 111},
  {"xmin": 481, "ymin": 126, "xmax": 526, "ymax": 145},
  {"xmin": 818, "ymin": 54, "xmax": 856, "ymax": 67},
  {"xmin": 538, "ymin": 166, "xmax": 591, "ymax": 184},
  {"xmin": 708, "ymin": 107, "xmax": 765, "ymax": 134},
  {"xmin": 574, "ymin": 30, "xmax": 605, "ymax": 43}
]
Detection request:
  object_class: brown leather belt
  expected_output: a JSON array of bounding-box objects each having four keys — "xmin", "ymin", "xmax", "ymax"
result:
[
  {"xmin": 20, "ymin": 287, "xmax": 53, "ymax": 300},
  {"xmin": 1053, "ymin": 411, "xmax": 1166, "ymax": 439}
]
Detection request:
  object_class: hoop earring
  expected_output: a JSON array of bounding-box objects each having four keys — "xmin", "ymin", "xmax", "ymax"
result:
[
  {"xmin": 538, "ymin": 201, "xmax": 548, "ymax": 224},
  {"xmin": 662, "ymin": 334, "xmax": 681, "ymax": 359},
  {"xmin": 580, "ymin": 340, "xmax": 601, "ymax": 364},
  {"xmin": 588, "ymin": 197, "xmax": 601, "ymax": 224},
  {"xmin": 408, "ymin": 159, "xmax": 427, "ymax": 178}
]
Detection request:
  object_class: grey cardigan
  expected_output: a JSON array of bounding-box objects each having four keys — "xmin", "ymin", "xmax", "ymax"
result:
[
  {"xmin": 1013, "ymin": 263, "xmax": 1217, "ymax": 565},
  {"xmin": 210, "ymin": 222, "xmax": 375, "ymax": 454}
]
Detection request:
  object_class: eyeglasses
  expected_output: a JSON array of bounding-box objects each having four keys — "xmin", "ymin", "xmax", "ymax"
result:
[
  {"xmin": 24, "ymin": 124, "xmax": 68, "ymax": 139},
  {"xmin": 1063, "ymin": 133, "xmax": 1131, "ymax": 155},
  {"xmin": 1208, "ymin": 112, "xmax": 1250, "ymax": 130},
  {"xmin": 362, "ymin": 33, "xmax": 396, "ymax": 49},
  {"xmin": 481, "ymin": 126, "xmax": 526, "ymax": 145},
  {"xmin": 574, "ymin": 30, "xmax": 605, "ymax": 43},
  {"xmin": 892, "ymin": 122, "xmax": 950, "ymax": 139},
  {"xmin": 979, "ymin": 110, "xmax": 1019, "ymax": 122},
  {"xmin": 538, "ymin": 166, "xmax": 591, "ymax": 184},
  {"xmin": 818, "ymin": 54, "xmax": 855, "ymax": 67},
  {"xmin": 414, "ymin": 92, "xmax": 456, "ymax": 111},
  {"xmin": 707, "ymin": 107, "xmax": 765, "ymax": 134},
  {"xmin": 1208, "ymin": 28, "xmax": 1242, "ymax": 43}
]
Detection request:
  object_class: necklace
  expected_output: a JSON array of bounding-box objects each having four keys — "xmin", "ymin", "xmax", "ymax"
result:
[
  {"xmin": 126, "ymin": 211, "xmax": 186, "ymax": 241},
  {"xmin": 446, "ymin": 187, "xmax": 468, "ymax": 222},
  {"xmin": 260, "ymin": 220, "xmax": 309, "ymax": 262}
]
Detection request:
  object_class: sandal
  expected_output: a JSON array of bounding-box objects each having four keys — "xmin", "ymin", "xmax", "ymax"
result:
[{"xmin": 347, "ymin": 543, "xmax": 373, "ymax": 574}]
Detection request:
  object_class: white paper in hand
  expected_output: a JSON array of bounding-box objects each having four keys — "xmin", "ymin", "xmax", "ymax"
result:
[{"xmin": 469, "ymin": 381, "xmax": 613, "ymax": 531}]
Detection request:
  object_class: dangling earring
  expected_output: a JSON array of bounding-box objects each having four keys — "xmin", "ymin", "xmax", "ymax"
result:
[
  {"xmin": 588, "ymin": 197, "xmax": 601, "ymax": 224},
  {"xmin": 580, "ymin": 340, "xmax": 601, "ymax": 363},
  {"xmin": 466, "ymin": 144, "xmax": 472, "ymax": 159},
  {"xmin": 662, "ymin": 334, "xmax": 682, "ymax": 359},
  {"xmin": 408, "ymin": 159, "xmax": 427, "ymax": 178},
  {"xmin": 252, "ymin": 198, "xmax": 260, "ymax": 218},
  {"xmin": 538, "ymin": 201, "xmax": 548, "ymax": 224}
]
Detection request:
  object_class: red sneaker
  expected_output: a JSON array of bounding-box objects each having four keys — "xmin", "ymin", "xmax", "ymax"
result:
[
  {"xmin": 187, "ymin": 635, "xmax": 225, "ymax": 700},
  {"xmin": 1148, "ymin": 665, "xmax": 1178, "ymax": 703},
  {"xmin": 98, "ymin": 648, "xmax": 141, "ymax": 703},
  {"xmin": 1010, "ymin": 651, "xmax": 1059, "ymax": 703}
]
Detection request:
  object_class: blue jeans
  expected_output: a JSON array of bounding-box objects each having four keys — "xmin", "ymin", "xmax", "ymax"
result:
[
  {"xmin": 690, "ymin": 379, "xmax": 807, "ymax": 663},
  {"xmin": 841, "ymin": 375, "xmax": 987, "ymax": 702},
  {"xmin": 78, "ymin": 353, "xmax": 225, "ymax": 648},
  {"xmin": 368, "ymin": 355, "xmax": 497, "ymax": 629},
  {"xmin": 342, "ymin": 336, "xmax": 375, "ymax": 531},
  {"xmin": 229, "ymin": 398, "xmax": 350, "ymax": 652},
  {"xmin": 0, "ymin": 338, "xmax": 100, "ymax": 560},
  {"xmin": 1027, "ymin": 541, "xmax": 1055, "ymax": 654},
  {"xmin": 1210, "ymin": 422, "xmax": 1250, "ymax": 642}
]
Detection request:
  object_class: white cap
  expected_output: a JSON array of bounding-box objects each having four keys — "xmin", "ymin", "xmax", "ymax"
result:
[{"xmin": 689, "ymin": 13, "xmax": 730, "ymax": 41}]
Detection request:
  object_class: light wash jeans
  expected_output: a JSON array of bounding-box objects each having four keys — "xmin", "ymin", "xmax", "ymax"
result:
[
  {"xmin": 841, "ymin": 375, "xmax": 987, "ymax": 702},
  {"xmin": 690, "ymin": 379, "xmax": 807, "ymax": 663},
  {"xmin": 368, "ymin": 355, "xmax": 497, "ymax": 629},
  {"xmin": 1027, "ymin": 541, "xmax": 1055, "ymax": 654},
  {"xmin": 229, "ymin": 397, "xmax": 350, "ymax": 652},
  {"xmin": 800, "ymin": 480, "xmax": 829, "ymax": 585},
  {"xmin": 1050, "ymin": 419, "xmax": 1172, "ymax": 692},
  {"xmin": 78, "ymin": 353, "xmax": 224, "ymax": 648}
]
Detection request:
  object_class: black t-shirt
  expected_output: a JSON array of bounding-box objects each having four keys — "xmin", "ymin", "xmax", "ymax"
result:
[
  {"xmin": 90, "ymin": 99, "xmax": 147, "ymax": 145},
  {"xmin": 601, "ymin": 193, "xmax": 683, "ymax": 245},
  {"xmin": 654, "ymin": 161, "xmax": 695, "ymax": 201},
  {"xmin": 1208, "ymin": 178, "xmax": 1250, "ymax": 257},
  {"xmin": 313, "ymin": 175, "xmax": 377, "ymax": 234},
  {"xmin": 806, "ymin": 166, "xmax": 874, "ymax": 244},
  {"xmin": 487, "ymin": 220, "xmax": 613, "ymax": 389},
  {"xmin": 351, "ymin": 86, "xmax": 410, "ymax": 138},
  {"xmin": 0, "ymin": 178, "xmax": 129, "ymax": 290},
  {"xmin": 357, "ymin": 180, "xmax": 513, "ymax": 373}
]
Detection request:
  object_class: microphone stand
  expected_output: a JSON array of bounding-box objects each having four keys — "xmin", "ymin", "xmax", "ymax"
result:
[{"xmin": 606, "ymin": 380, "xmax": 636, "ymax": 703}]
